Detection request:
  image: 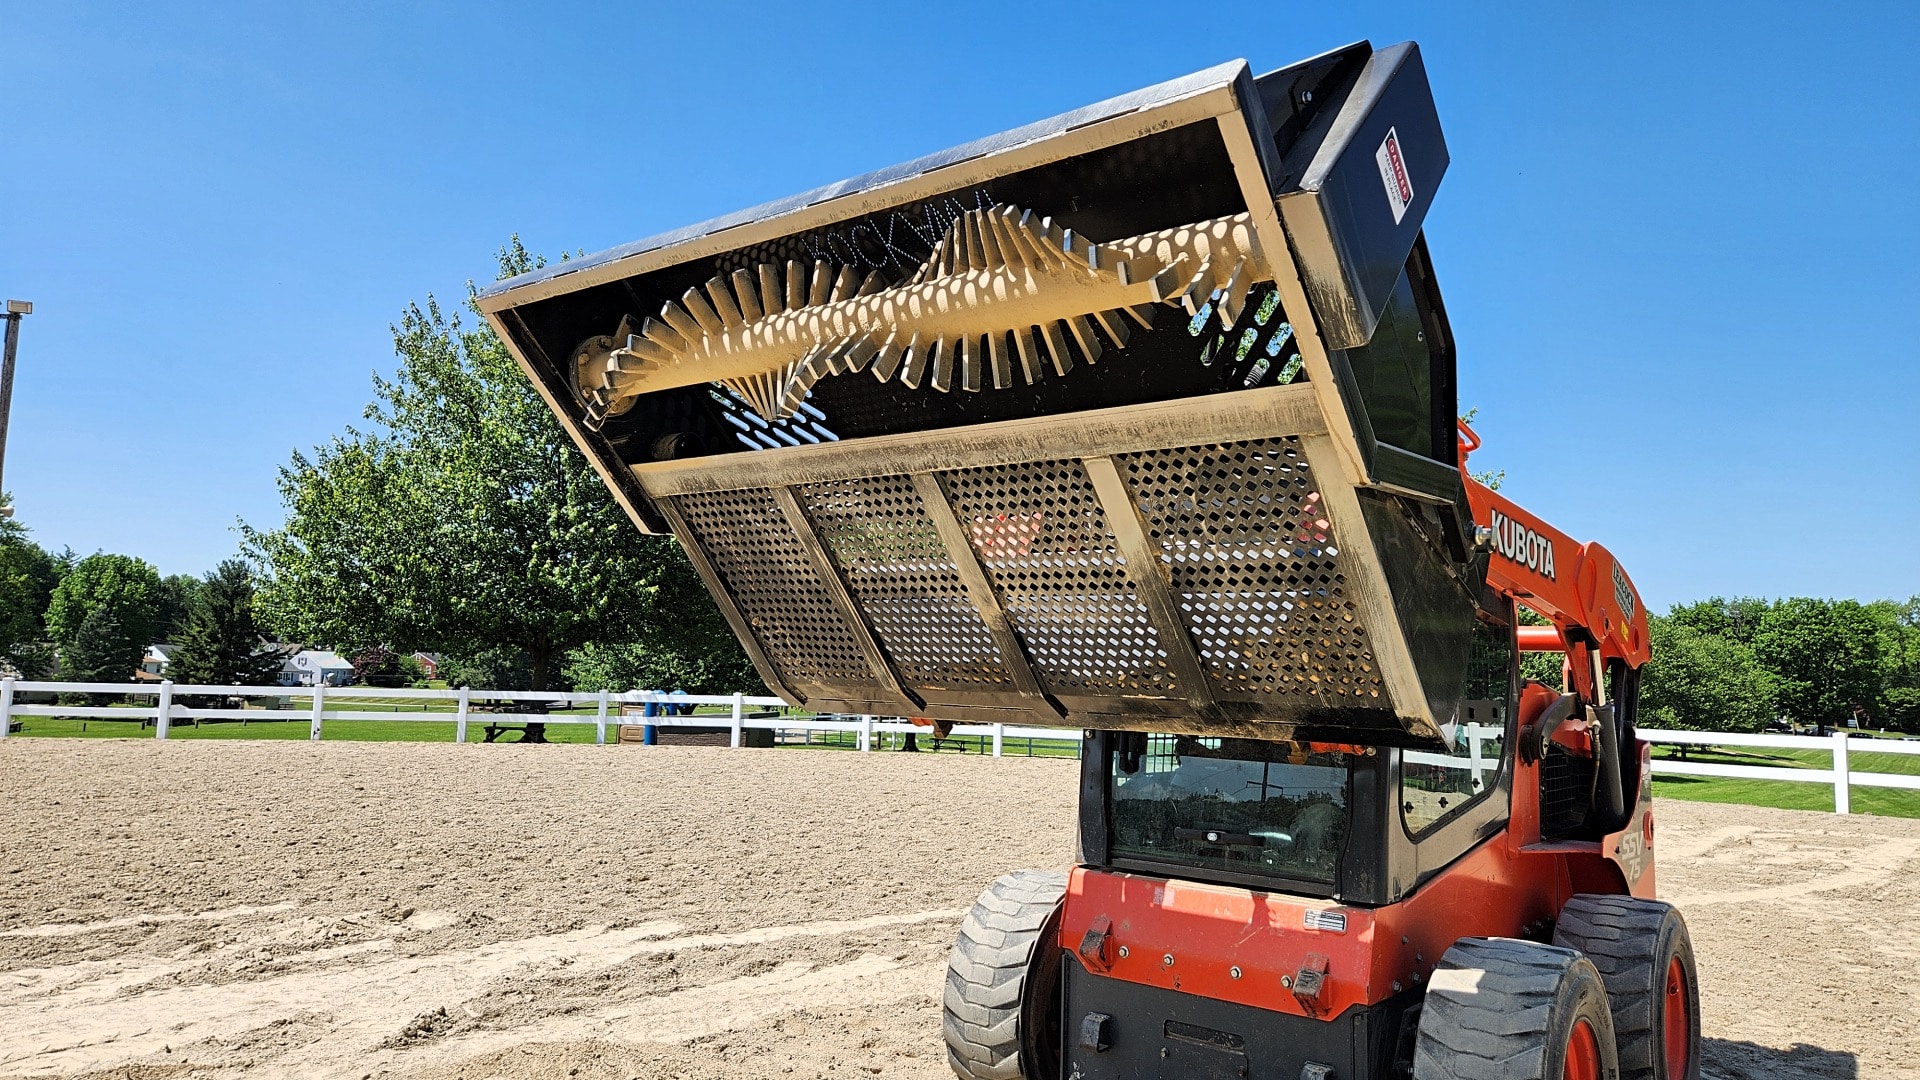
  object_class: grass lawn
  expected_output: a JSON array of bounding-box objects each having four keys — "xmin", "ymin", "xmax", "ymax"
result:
[{"xmin": 1651, "ymin": 738, "xmax": 1920, "ymax": 818}]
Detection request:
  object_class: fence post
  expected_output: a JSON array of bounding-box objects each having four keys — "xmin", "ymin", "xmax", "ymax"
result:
[
  {"xmin": 1468, "ymin": 725, "xmax": 1488, "ymax": 791},
  {"xmin": 859, "ymin": 714, "xmax": 873, "ymax": 752},
  {"xmin": 1832, "ymin": 731, "xmax": 1851, "ymax": 815},
  {"xmin": 309, "ymin": 683, "xmax": 325, "ymax": 742},
  {"xmin": 0, "ymin": 677, "xmax": 13, "ymax": 739},
  {"xmin": 155, "ymin": 681, "xmax": 173, "ymax": 740},
  {"xmin": 992, "ymin": 723, "xmax": 1005, "ymax": 758},
  {"xmin": 596, "ymin": 689, "xmax": 610, "ymax": 746},
  {"xmin": 454, "ymin": 687, "xmax": 470, "ymax": 743},
  {"xmin": 730, "ymin": 692, "xmax": 745, "ymax": 749}
]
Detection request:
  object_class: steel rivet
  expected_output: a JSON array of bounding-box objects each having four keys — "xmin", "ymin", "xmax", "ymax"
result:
[
  {"xmin": 1229, "ymin": 965, "xmax": 1243, "ymax": 980},
  {"xmin": 1117, "ymin": 945, "xmax": 1129, "ymax": 958},
  {"xmin": 1162, "ymin": 953, "xmax": 1174, "ymax": 967}
]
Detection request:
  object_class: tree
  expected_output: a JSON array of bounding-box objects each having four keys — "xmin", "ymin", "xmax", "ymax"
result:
[
  {"xmin": 0, "ymin": 499, "xmax": 73, "ymax": 675},
  {"xmin": 245, "ymin": 241, "xmax": 751, "ymax": 691},
  {"xmin": 60, "ymin": 605, "xmax": 134, "ymax": 696},
  {"xmin": 1752, "ymin": 598, "xmax": 1883, "ymax": 729},
  {"xmin": 1664, "ymin": 597, "xmax": 1770, "ymax": 645},
  {"xmin": 45, "ymin": 554, "xmax": 163, "ymax": 677},
  {"xmin": 154, "ymin": 574, "xmax": 204, "ymax": 643},
  {"xmin": 1639, "ymin": 616, "xmax": 1776, "ymax": 732},
  {"xmin": 349, "ymin": 645, "xmax": 407, "ymax": 688},
  {"xmin": 164, "ymin": 559, "xmax": 285, "ymax": 690}
]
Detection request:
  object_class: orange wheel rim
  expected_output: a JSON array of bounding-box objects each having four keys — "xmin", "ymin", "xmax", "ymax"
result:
[
  {"xmin": 1664, "ymin": 956, "xmax": 1692, "ymax": 1077},
  {"xmin": 1563, "ymin": 1017, "xmax": 1603, "ymax": 1080}
]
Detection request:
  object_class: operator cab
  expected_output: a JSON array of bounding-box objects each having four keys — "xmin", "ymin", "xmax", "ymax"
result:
[{"xmin": 1080, "ymin": 609, "xmax": 1519, "ymax": 907}]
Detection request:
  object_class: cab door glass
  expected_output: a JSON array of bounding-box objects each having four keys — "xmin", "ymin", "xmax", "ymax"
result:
[{"xmin": 1402, "ymin": 620, "xmax": 1513, "ymax": 833}]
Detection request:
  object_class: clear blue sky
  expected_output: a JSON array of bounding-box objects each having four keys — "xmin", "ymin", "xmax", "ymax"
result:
[{"xmin": 2, "ymin": 1, "xmax": 1914, "ymax": 611}]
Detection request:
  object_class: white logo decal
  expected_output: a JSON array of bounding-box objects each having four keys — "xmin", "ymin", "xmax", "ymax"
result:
[
  {"xmin": 1303, "ymin": 910, "xmax": 1348, "ymax": 934},
  {"xmin": 1376, "ymin": 127, "xmax": 1414, "ymax": 224},
  {"xmin": 1612, "ymin": 563, "xmax": 1636, "ymax": 622},
  {"xmin": 1489, "ymin": 509, "xmax": 1557, "ymax": 581}
]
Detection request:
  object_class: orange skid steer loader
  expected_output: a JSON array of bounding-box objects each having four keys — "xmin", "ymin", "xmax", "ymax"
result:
[{"xmin": 479, "ymin": 39, "xmax": 1695, "ymax": 1080}]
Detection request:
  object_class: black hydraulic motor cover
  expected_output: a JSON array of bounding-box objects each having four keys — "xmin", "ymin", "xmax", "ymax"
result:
[{"xmin": 478, "ymin": 40, "xmax": 1485, "ymax": 747}]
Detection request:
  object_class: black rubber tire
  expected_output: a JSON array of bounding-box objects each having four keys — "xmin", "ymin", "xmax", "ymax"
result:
[
  {"xmin": 1553, "ymin": 895, "xmax": 1701, "ymax": 1080},
  {"xmin": 942, "ymin": 870, "xmax": 1069, "ymax": 1080},
  {"xmin": 1414, "ymin": 937, "xmax": 1622, "ymax": 1080}
]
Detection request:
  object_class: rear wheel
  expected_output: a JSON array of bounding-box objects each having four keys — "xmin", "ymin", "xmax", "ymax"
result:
[
  {"xmin": 1413, "ymin": 937, "xmax": 1620, "ymax": 1080},
  {"xmin": 943, "ymin": 870, "xmax": 1068, "ymax": 1080},
  {"xmin": 1553, "ymin": 894, "xmax": 1700, "ymax": 1080}
]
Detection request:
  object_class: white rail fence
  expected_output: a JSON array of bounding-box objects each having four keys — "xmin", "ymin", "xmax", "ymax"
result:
[
  {"xmin": 1641, "ymin": 728, "xmax": 1920, "ymax": 815},
  {"xmin": 4, "ymin": 680, "xmax": 1916, "ymax": 813},
  {"xmin": 0, "ymin": 679, "xmax": 1074, "ymax": 756}
]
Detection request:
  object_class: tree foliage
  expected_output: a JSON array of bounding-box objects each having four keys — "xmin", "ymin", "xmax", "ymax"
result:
[
  {"xmin": 0, "ymin": 499, "xmax": 72, "ymax": 675},
  {"xmin": 1639, "ymin": 618, "xmax": 1776, "ymax": 732},
  {"xmin": 1752, "ymin": 598, "xmax": 1884, "ymax": 728},
  {"xmin": 164, "ymin": 559, "xmax": 285, "ymax": 690},
  {"xmin": 245, "ymin": 241, "xmax": 750, "ymax": 691},
  {"xmin": 349, "ymin": 645, "xmax": 407, "ymax": 688},
  {"xmin": 60, "ymin": 605, "xmax": 134, "ymax": 694},
  {"xmin": 45, "ymin": 553, "xmax": 162, "ymax": 677}
]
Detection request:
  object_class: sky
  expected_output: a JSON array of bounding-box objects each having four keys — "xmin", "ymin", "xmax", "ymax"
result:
[{"xmin": 1, "ymin": 1, "xmax": 1915, "ymax": 611}]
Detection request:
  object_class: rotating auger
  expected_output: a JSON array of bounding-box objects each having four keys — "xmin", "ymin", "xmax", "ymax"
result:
[{"xmin": 572, "ymin": 206, "xmax": 1271, "ymax": 426}]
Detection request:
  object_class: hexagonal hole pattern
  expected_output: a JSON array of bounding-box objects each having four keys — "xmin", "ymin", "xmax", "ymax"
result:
[
  {"xmin": 672, "ymin": 488, "xmax": 873, "ymax": 685},
  {"xmin": 798, "ymin": 476, "xmax": 1011, "ymax": 691},
  {"xmin": 1117, "ymin": 438, "xmax": 1385, "ymax": 703},
  {"xmin": 940, "ymin": 460, "xmax": 1175, "ymax": 695}
]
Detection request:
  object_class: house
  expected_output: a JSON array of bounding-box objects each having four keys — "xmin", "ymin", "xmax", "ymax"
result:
[
  {"xmin": 281, "ymin": 649, "xmax": 354, "ymax": 687},
  {"xmin": 136, "ymin": 643, "xmax": 178, "ymax": 682},
  {"xmin": 410, "ymin": 652, "xmax": 441, "ymax": 679}
]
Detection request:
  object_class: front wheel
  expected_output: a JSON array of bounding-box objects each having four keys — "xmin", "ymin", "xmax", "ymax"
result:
[
  {"xmin": 943, "ymin": 870, "xmax": 1068, "ymax": 1080},
  {"xmin": 1553, "ymin": 895, "xmax": 1700, "ymax": 1080},
  {"xmin": 1414, "ymin": 937, "xmax": 1620, "ymax": 1080}
]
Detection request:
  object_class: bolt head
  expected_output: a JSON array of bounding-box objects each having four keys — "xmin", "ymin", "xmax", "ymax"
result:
[
  {"xmin": 1117, "ymin": 945, "xmax": 1129, "ymax": 958},
  {"xmin": 1161, "ymin": 953, "xmax": 1174, "ymax": 967},
  {"xmin": 1280, "ymin": 975, "xmax": 1293, "ymax": 988}
]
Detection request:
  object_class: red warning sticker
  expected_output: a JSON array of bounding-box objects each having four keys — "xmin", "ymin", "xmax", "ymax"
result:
[{"xmin": 1376, "ymin": 127, "xmax": 1414, "ymax": 224}]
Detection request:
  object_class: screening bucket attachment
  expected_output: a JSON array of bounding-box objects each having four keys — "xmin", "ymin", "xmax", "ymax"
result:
[{"xmin": 477, "ymin": 40, "xmax": 1486, "ymax": 746}]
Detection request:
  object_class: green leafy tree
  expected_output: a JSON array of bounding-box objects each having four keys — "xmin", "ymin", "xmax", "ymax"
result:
[
  {"xmin": 154, "ymin": 574, "xmax": 204, "ymax": 643},
  {"xmin": 1639, "ymin": 616, "xmax": 1777, "ymax": 732},
  {"xmin": 1752, "ymin": 598, "xmax": 1883, "ymax": 729},
  {"xmin": 0, "ymin": 499, "xmax": 72, "ymax": 674},
  {"xmin": 245, "ymin": 241, "xmax": 751, "ymax": 691},
  {"xmin": 164, "ymin": 559, "xmax": 285, "ymax": 691},
  {"xmin": 45, "ymin": 554, "xmax": 163, "ymax": 677},
  {"xmin": 1664, "ymin": 597, "xmax": 1770, "ymax": 645},
  {"xmin": 60, "ymin": 605, "xmax": 135, "ymax": 697}
]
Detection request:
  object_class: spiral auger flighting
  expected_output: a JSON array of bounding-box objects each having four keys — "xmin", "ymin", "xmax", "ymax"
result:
[{"xmin": 573, "ymin": 205, "xmax": 1273, "ymax": 426}]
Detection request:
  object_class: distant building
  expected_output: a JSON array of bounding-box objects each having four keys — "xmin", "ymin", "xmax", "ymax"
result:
[
  {"xmin": 136, "ymin": 643, "xmax": 178, "ymax": 682},
  {"xmin": 281, "ymin": 649, "xmax": 354, "ymax": 687},
  {"xmin": 410, "ymin": 652, "xmax": 441, "ymax": 679}
]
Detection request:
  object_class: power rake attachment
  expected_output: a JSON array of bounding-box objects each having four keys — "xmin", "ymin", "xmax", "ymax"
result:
[{"xmin": 478, "ymin": 41, "xmax": 1481, "ymax": 746}]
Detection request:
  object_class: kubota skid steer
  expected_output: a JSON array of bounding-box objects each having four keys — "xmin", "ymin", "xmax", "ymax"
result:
[{"xmin": 479, "ymin": 39, "xmax": 1696, "ymax": 1080}]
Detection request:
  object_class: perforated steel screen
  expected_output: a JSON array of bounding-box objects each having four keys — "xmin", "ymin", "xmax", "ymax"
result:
[
  {"xmin": 797, "ymin": 476, "xmax": 1011, "ymax": 692},
  {"xmin": 939, "ymin": 460, "xmax": 1177, "ymax": 696},
  {"xmin": 671, "ymin": 487, "xmax": 874, "ymax": 685},
  {"xmin": 1116, "ymin": 438, "xmax": 1386, "ymax": 705}
]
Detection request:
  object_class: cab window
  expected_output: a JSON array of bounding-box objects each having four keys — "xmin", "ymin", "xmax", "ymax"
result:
[{"xmin": 1401, "ymin": 619, "xmax": 1513, "ymax": 834}]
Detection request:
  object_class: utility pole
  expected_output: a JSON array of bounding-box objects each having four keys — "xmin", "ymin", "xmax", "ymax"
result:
[{"xmin": 0, "ymin": 299, "xmax": 30, "ymax": 519}]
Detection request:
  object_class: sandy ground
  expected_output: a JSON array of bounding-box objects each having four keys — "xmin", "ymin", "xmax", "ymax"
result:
[{"xmin": 0, "ymin": 741, "xmax": 1914, "ymax": 1080}]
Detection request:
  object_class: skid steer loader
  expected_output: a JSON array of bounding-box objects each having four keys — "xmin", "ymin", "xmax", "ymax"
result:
[{"xmin": 478, "ymin": 39, "xmax": 1696, "ymax": 1080}]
